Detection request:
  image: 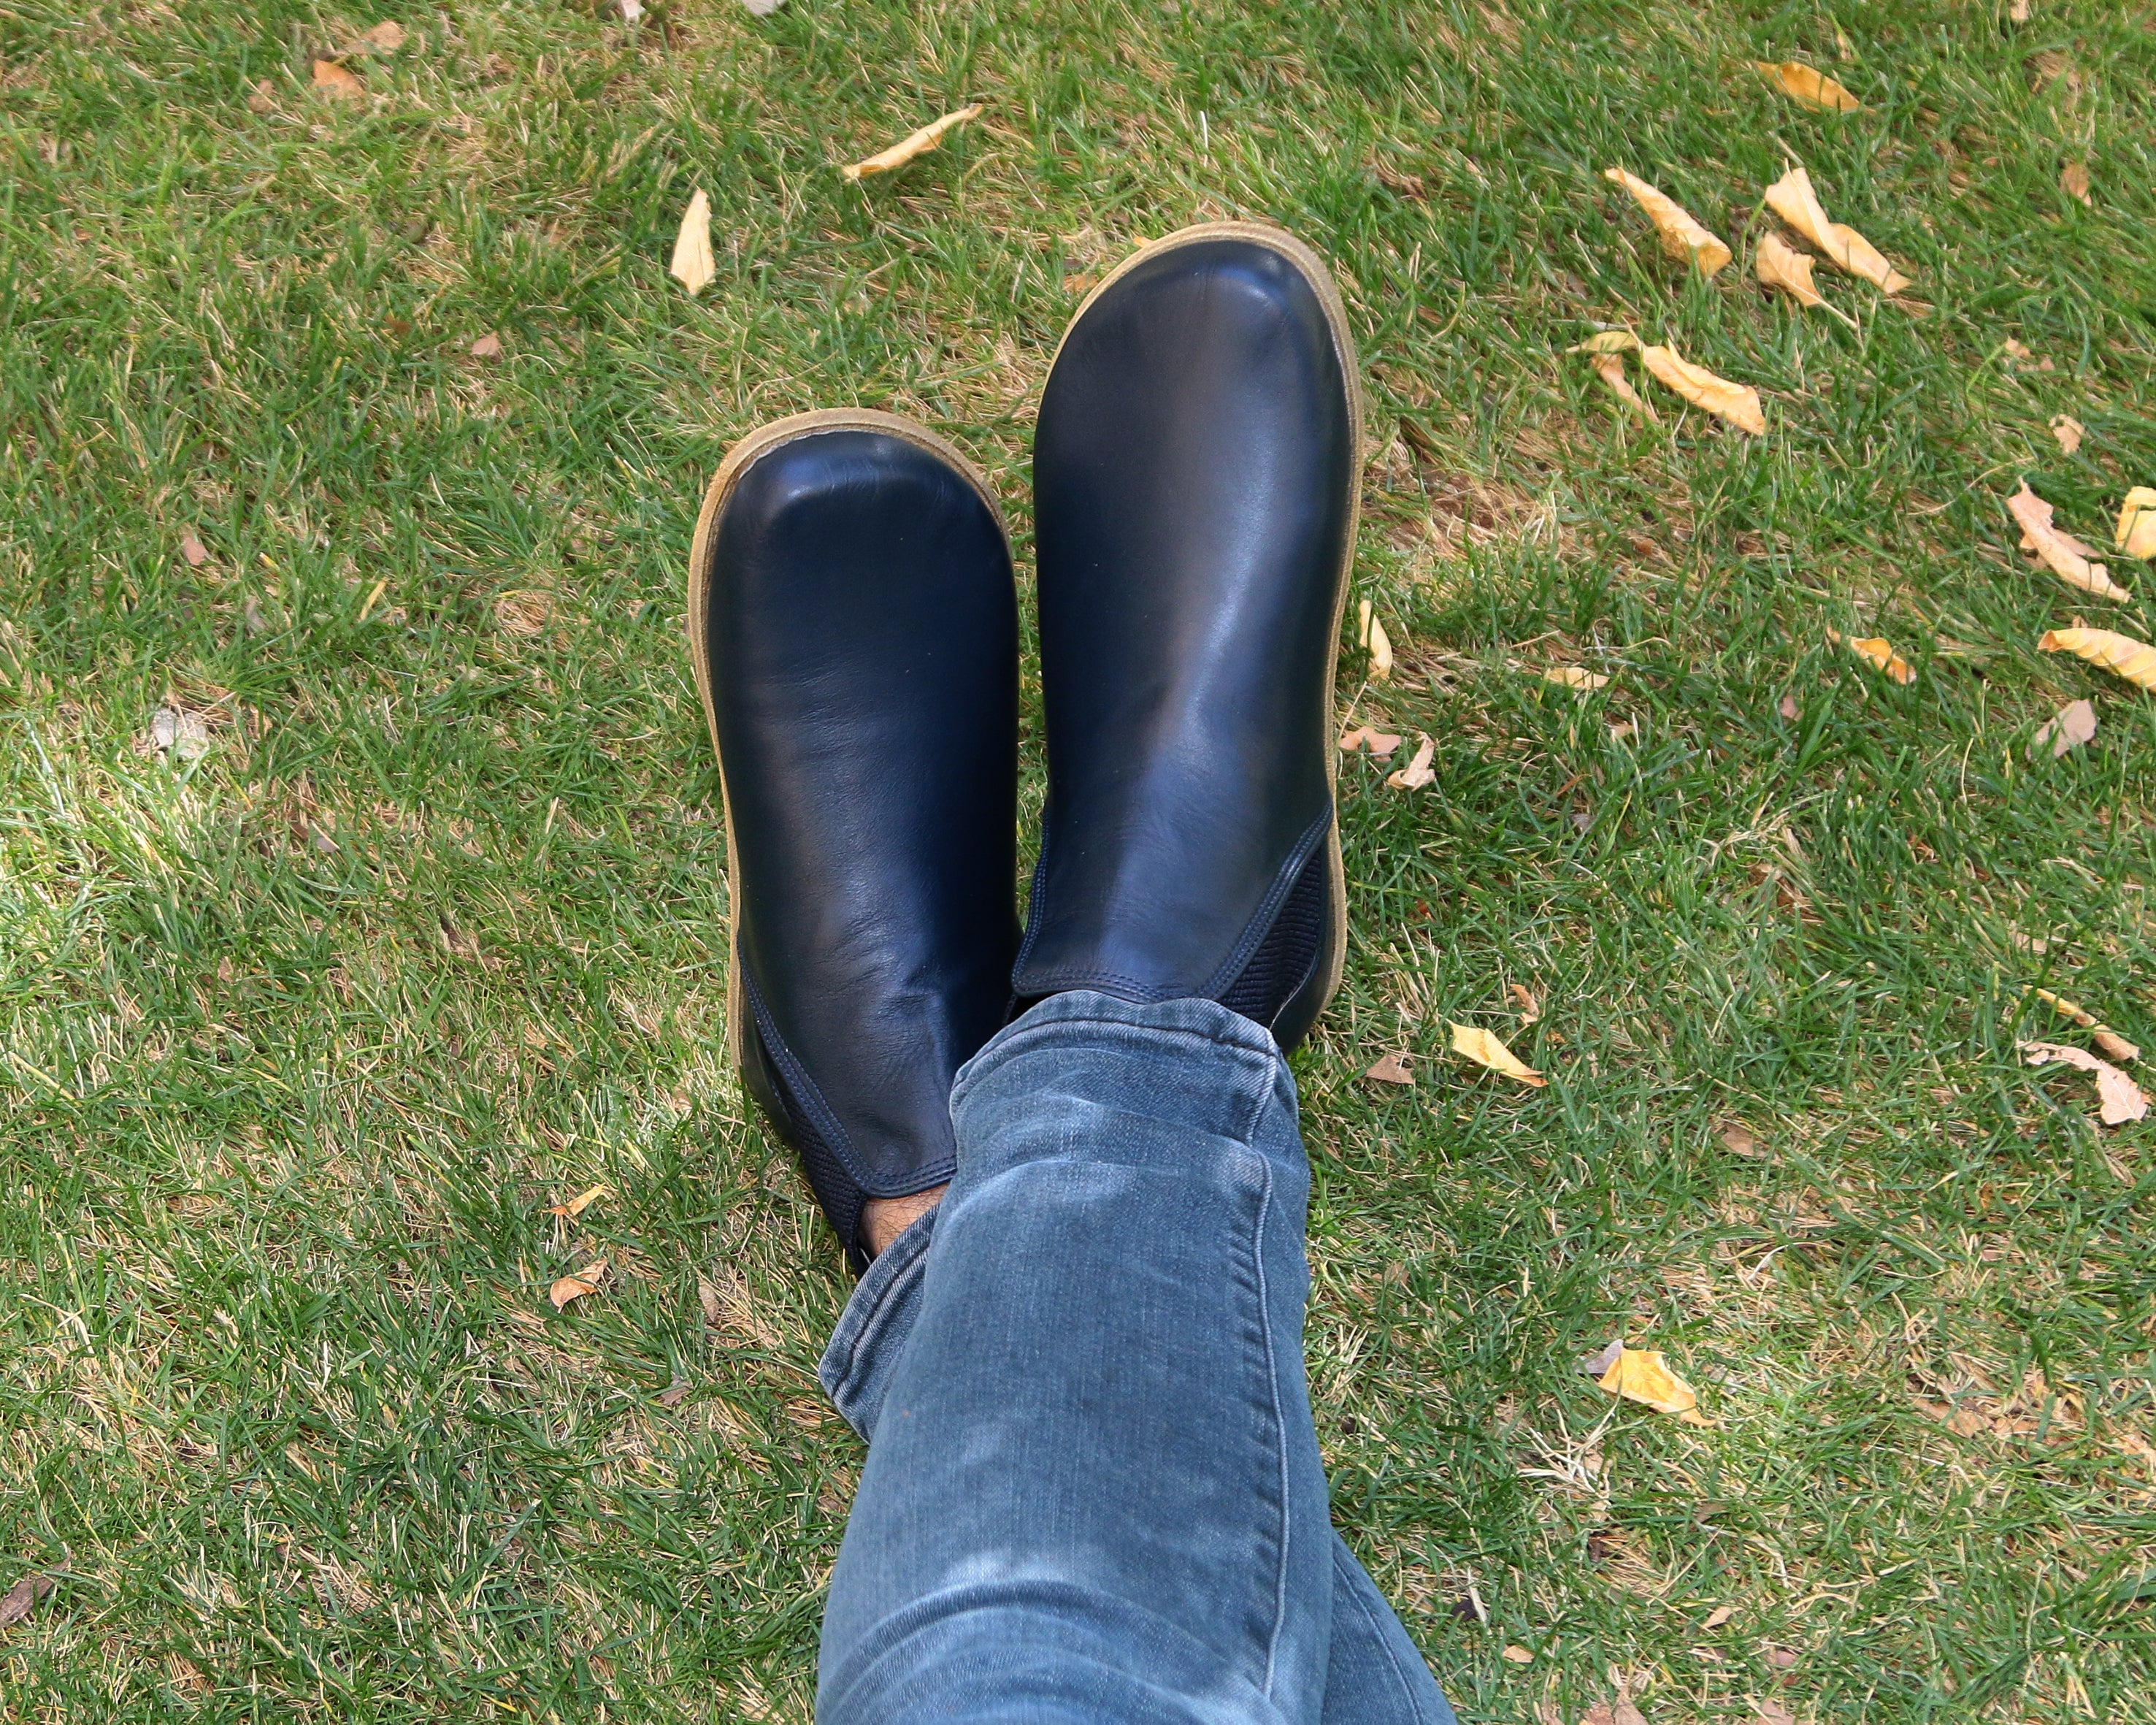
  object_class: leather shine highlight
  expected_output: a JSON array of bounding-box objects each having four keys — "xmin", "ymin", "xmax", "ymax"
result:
[
  {"xmin": 1016, "ymin": 235, "xmax": 1357, "ymax": 1047},
  {"xmin": 697, "ymin": 427, "xmax": 1019, "ymax": 1264}
]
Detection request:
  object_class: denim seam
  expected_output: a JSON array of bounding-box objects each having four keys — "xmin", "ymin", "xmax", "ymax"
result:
[
  {"xmin": 1251, "ymin": 1156, "xmax": 1294, "ymax": 1697},
  {"xmin": 1340, "ymin": 1538, "xmax": 1421, "ymax": 1719}
]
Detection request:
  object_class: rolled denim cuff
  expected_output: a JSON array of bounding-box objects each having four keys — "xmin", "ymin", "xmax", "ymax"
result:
[{"xmin": 818, "ymin": 1204, "xmax": 940, "ymax": 1442}]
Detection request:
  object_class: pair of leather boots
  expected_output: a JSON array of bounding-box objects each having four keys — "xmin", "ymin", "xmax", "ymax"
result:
[{"xmin": 687, "ymin": 223, "xmax": 1362, "ymax": 1269}]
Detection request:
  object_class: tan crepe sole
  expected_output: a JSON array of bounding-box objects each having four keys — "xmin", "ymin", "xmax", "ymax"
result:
[
  {"xmin": 683, "ymin": 408, "xmax": 1008, "ymax": 1076},
  {"xmin": 1048, "ymin": 221, "xmax": 1366, "ymax": 1029}
]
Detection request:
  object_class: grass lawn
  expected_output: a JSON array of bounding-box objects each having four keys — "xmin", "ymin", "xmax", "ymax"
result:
[{"xmin": 5, "ymin": 0, "xmax": 2156, "ymax": 1717}]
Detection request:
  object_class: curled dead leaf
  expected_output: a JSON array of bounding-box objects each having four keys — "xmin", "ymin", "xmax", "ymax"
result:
[
  {"xmin": 1638, "ymin": 343, "xmax": 1765, "ymax": 434},
  {"xmin": 1754, "ymin": 60, "xmax": 1862, "ymax": 111},
  {"xmin": 1603, "ymin": 167, "xmax": 1731, "ymax": 275},
  {"xmin": 1338, "ymin": 724, "xmax": 1403, "ymax": 757},
  {"xmin": 0, "ymin": 1574, "xmax": 53, "ymax": 1630},
  {"xmin": 469, "ymin": 332, "xmax": 502, "ymax": 359},
  {"xmin": 311, "ymin": 58, "xmax": 364, "ymax": 99},
  {"xmin": 657, "ymin": 1380, "xmax": 692, "ymax": 1407},
  {"xmin": 2060, "ymin": 161, "xmax": 2092, "ymax": 205},
  {"xmin": 2008, "ymin": 481, "xmax": 2130, "ymax": 601},
  {"xmin": 1763, "ymin": 166, "xmax": 1911, "ymax": 293},
  {"xmin": 1719, "ymin": 1121, "xmax": 1761, "ymax": 1156},
  {"xmin": 179, "ymin": 532, "xmax": 209, "ymax": 567},
  {"xmin": 2050, "ymin": 413, "xmax": 2084, "ymax": 455},
  {"xmin": 1500, "ymin": 1645, "xmax": 1534, "ymax": 1664},
  {"xmin": 546, "ymin": 1183, "xmax": 610, "ymax": 1220},
  {"xmin": 2038, "ymin": 627, "xmax": 2156, "ymax": 692},
  {"xmin": 2117, "ymin": 488, "xmax": 2156, "ymax": 560},
  {"xmin": 670, "ymin": 188, "xmax": 716, "ymax": 297},
  {"xmin": 1387, "ymin": 735, "xmax": 1436, "ymax": 789},
  {"xmin": 1449, "ymin": 1021, "xmax": 1545, "ymax": 1087},
  {"xmin": 2019, "ymin": 1041, "xmax": 2149, "ymax": 1125},
  {"xmin": 1830, "ymin": 630, "xmax": 1915, "ymax": 684},
  {"xmin": 1756, "ymin": 231, "xmax": 1857, "ymax": 328},
  {"xmin": 1597, "ymin": 1343, "xmax": 1713, "ymax": 1423},
  {"xmin": 1542, "ymin": 666, "xmax": 1609, "ymax": 691},
  {"xmin": 1701, "ymin": 1604, "xmax": 1735, "ymax": 1629},
  {"xmin": 1589, "ymin": 349, "xmax": 1657, "ymax": 418},
  {"xmin": 2032, "ymin": 699, "xmax": 2096, "ymax": 759},
  {"xmin": 549, "ymin": 1261, "xmax": 608, "ymax": 1309},
  {"xmin": 1508, "ymin": 982, "xmax": 1540, "ymax": 1023},
  {"xmin": 842, "ymin": 104, "xmax": 982, "ymax": 182},
  {"xmin": 1364, "ymin": 1052, "xmax": 1415, "ymax": 1085},
  {"xmin": 353, "ymin": 19, "xmax": 405, "ymax": 51},
  {"xmin": 1569, "ymin": 330, "xmax": 1640, "ymax": 354},
  {"xmin": 1368, "ymin": 616, "xmax": 1395, "ymax": 680},
  {"xmin": 2031, "ymin": 987, "xmax": 2138, "ymax": 1062}
]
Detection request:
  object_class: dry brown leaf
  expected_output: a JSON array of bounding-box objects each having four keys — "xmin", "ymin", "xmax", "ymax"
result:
[
  {"xmin": 1586, "ymin": 351, "xmax": 1657, "ymax": 418},
  {"xmin": 670, "ymin": 188, "xmax": 716, "ymax": 297},
  {"xmin": 1569, "ymin": 330, "xmax": 1640, "ymax": 353},
  {"xmin": 2061, "ymin": 161, "xmax": 2092, "ymax": 205},
  {"xmin": 1365, "ymin": 1052, "xmax": 1415, "ymax": 1085},
  {"xmin": 1369, "ymin": 616, "xmax": 1395, "ymax": 680},
  {"xmin": 1762, "ymin": 167, "xmax": 1911, "ymax": 293},
  {"xmin": 1543, "ymin": 666, "xmax": 1611, "ymax": 690},
  {"xmin": 1603, "ymin": 167, "xmax": 1732, "ymax": 275},
  {"xmin": 248, "ymin": 78, "xmax": 277, "ymax": 113},
  {"xmin": 2008, "ymin": 481, "xmax": 2130, "ymax": 601},
  {"xmin": 2096, "ymin": 1029, "xmax": 2141, "ymax": 1065},
  {"xmin": 1500, "ymin": 1645, "xmax": 1534, "ymax": 1664},
  {"xmin": 2038, "ymin": 626, "xmax": 2156, "ymax": 692},
  {"xmin": 2116, "ymin": 488, "xmax": 2156, "ymax": 560},
  {"xmin": 1754, "ymin": 60, "xmax": 1861, "ymax": 110},
  {"xmin": 1583, "ymin": 1705, "xmax": 1649, "ymax": 1725},
  {"xmin": 179, "ymin": 532, "xmax": 209, "ymax": 567},
  {"xmin": 1701, "ymin": 1604, "xmax": 1735, "ymax": 1629},
  {"xmin": 2010, "ymin": 0, "xmax": 2032, "ymax": 16},
  {"xmin": 1754, "ymin": 231, "xmax": 1854, "ymax": 329},
  {"xmin": 1338, "ymin": 725, "xmax": 1403, "ymax": 757},
  {"xmin": 355, "ymin": 19, "xmax": 405, "ymax": 50},
  {"xmin": 1576, "ymin": 1336, "xmax": 1624, "ymax": 1377},
  {"xmin": 657, "ymin": 1380, "xmax": 691, "ymax": 1407},
  {"xmin": 2050, "ymin": 413, "xmax": 2084, "ymax": 455},
  {"xmin": 742, "ymin": 0, "xmax": 787, "ymax": 13},
  {"xmin": 0, "ymin": 1574, "xmax": 52, "ymax": 1630},
  {"xmin": 1832, "ymin": 631, "xmax": 1916, "ymax": 684},
  {"xmin": 1508, "ymin": 982, "xmax": 1541, "ymax": 1023},
  {"xmin": 2019, "ymin": 1041, "xmax": 2149, "ymax": 1125},
  {"xmin": 1449, "ymin": 1021, "xmax": 1546, "ymax": 1087},
  {"xmin": 2032, "ymin": 699, "xmax": 2097, "ymax": 758},
  {"xmin": 1719, "ymin": 1121, "xmax": 1761, "ymax": 1156},
  {"xmin": 549, "ymin": 1261, "xmax": 607, "ymax": 1309},
  {"xmin": 1778, "ymin": 691, "xmax": 1800, "ymax": 721},
  {"xmin": 842, "ymin": 104, "xmax": 982, "ymax": 182},
  {"xmin": 1597, "ymin": 1344, "xmax": 1713, "ymax": 1423},
  {"xmin": 1752, "ymin": 1704, "xmax": 1798, "ymax": 1725},
  {"xmin": 1638, "ymin": 343, "xmax": 1765, "ymax": 434},
  {"xmin": 546, "ymin": 1182, "xmax": 610, "ymax": 1219},
  {"xmin": 1387, "ymin": 735, "xmax": 1436, "ymax": 789},
  {"xmin": 312, "ymin": 58, "xmax": 364, "ymax": 98},
  {"xmin": 2032, "ymin": 987, "xmax": 2139, "ymax": 1062},
  {"xmin": 469, "ymin": 332, "xmax": 502, "ymax": 359}
]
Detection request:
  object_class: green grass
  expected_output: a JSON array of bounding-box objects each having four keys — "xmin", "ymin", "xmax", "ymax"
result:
[{"xmin": 4, "ymin": 0, "xmax": 2156, "ymax": 1717}]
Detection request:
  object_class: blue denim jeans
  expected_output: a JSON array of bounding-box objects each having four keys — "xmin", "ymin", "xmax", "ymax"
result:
[{"xmin": 815, "ymin": 992, "xmax": 1457, "ymax": 1724}]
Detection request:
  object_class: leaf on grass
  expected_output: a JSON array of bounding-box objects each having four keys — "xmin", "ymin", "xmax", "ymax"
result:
[
  {"xmin": 1830, "ymin": 631, "xmax": 1915, "ymax": 684},
  {"xmin": 657, "ymin": 1380, "xmax": 692, "ymax": 1407},
  {"xmin": 546, "ymin": 1183, "xmax": 609, "ymax": 1219},
  {"xmin": 2038, "ymin": 627, "xmax": 2156, "ymax": 692},
  {"xmin": 1638, "ymin": 343, "xmax": 1765, "ymax": 434},
  {"xmin": 1762, "ymin": 167, "xmax": 1911, "ymax": 293},
  {"xmin": 312, "ymin": 58, "xmax": 364, "ymax": 98},
  {"xmin": 1752, "ymin": 1704, "xmax": 1798, "ymax": 1725},
  {"xmin": 1719, "ymin": 1121, "xmax": 1761, "ymax": 1156},
  {"xmin": 1754, "ymin": 60, "xmax": 1862, "ymax": 111},
  {"xmin": 1338, "ymin": 724, "xmax": 1403, "ymax": 757},
  {"xmin": 2061, "ymin": 161, "xmax": 2092, "ymax": 205},
  {"xmin": 1778, "ymin": 691, "xmax": 1800, "ymax": 720},
  {"xmin": 1542, "ymin": 666, "xmax": 1609, "ymax": 690},
  {"xmin": 0, "ymin": 1574, "xmax": 53, "ymax": 1630},
  {"xmin": 670, "ymin": 188, "xmax": 716, "ymax": 296},
  {"xmin": 1500, "ymin": 1645, "xmax": 1534, "ymax": 1664},
  {"xmin": 1508, "ymin": 982, "xmax": 1541, "ymax": 1022},
  {"xmin": 1449, "ymin": 1022, "xmax": 1546, "ymax": 1087},
  {"xmin": 1583, "ymin": 1705, "xmax": 1649, "ymax": 1725},
  {"xmin": 2032, "ymin": 699, "xmax": 2096, "ymax": 759},
  {"xmin": 2019, "ymin": 1041, "xmax": 2149, "ymax": 1125},
  {"xmin": 1701, "ymin": 1604, "xmax": 1735, "ymax": 1629},
  {"xmin": 1596, "ymin": 1344, "xmax": 1713, "ymax": 1423},
  {"xmin": 741, "ymin": 0, "xmax": 787, "ymax": 12},
  {"xmin": 1387, "ymin": 735, "xmax": 1436, "ymax": 789},
  {"xmin": 2050, "ymin": 413, "xmax": 2084, "ymax": 455},
  {"xmin": 2011, "ymin": 0, "xmax": 2032, "ymax": 15},
  {"xmin": 2008, "ymin": 481, "xmax": 2130, "ymax": 601},
  {"xmin": 2117, "ymin": 488, "xmax": 2156, "ymax": 560},
  {"xmin": 2032, "ymin": 987, "xmax": 2139, "ymax": 1063},
  {"xmin": 469, "ymin": 332, "xmax": 502, "ymax": 359},
  {"xmin": 1576, "ymin": 1337, "xmax": 1624, "ymax": 1377},
  {"xmin": 1568, "ymin": 330, "xmax": 1640, "ymax": 353},
  {"xmin": 1589, "ymin": 350, "xmax": 1658, "ymax": 418},
  {"xmin": 1369, "ymin": 616, "xmax": 1395, "ymax": 680},
  {"xmin": 355, "ymin": 20, "xmax": 405, "ymax": 50},
  {"xmin": 841, "ymin": 104, "xmax": 982, "ymax": 182},
  {"xmin": 179, "ymin": 533, "xmax": 209, "ymax": 567},
  {"xmin": 1602, "ymin": 168, "xmax": 1731, "ymax": 275},
  {"xmin": 1755, "ymin": 232, "xmax": 1857, "ymax": 328},
  {"xmin": 1365, "ymin": 1052, "xmax": 1415, "ymax": 1085},
  {"xmin": 549, "ymin": 1261, "xmax": 607, "ymax": 1310}
]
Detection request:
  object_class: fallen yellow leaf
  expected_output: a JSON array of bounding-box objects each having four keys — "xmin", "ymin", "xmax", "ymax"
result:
[
  {"xmin": 1369, "ymin": 616, "xmax": 1395, "ymax": 680},
  {"xmin": 2117, "ymin": 488, "xmax": 2156, "ymax": 560},
  {"xmin": 1701, "ymin": 1604, "xmax": 1735, "ymax": 1630},
  {"xmin": 2032, "ymin": 987, "xmax": 2139, "ymax": 1063},
  {"xmin": 1755, "ymin": 232, "xmax": 1857, "ymax": 328},
  {"xmin": 1364, "ymin": 1052, "xmax": 1414, "ymax": 1085},
  {"xmin": 2038, "ymin": 626, "xmax": 2156, "ymax": 692},
  {"xmin": 670, "ymin": 188, "xmax": 716, "ymax": 297},
  {"xmin": 2050, "ymin": 413, "xmax": 2084, "ymax": 455},
  {"xmin": 1449, "ymin": 1021, "xmax": 1546, "ymax": 1087},
  {"xmin": 312, "ymin": 58, "xmax": 364, "ymax": 98},
  {"xmin": 1590, "ymin": 351, "xmax": 1656, "ymax": 418},
  {"xmin": 1832, "ymin": 631, "xmax": 1915, "ymax": 684},
  {"xmin": 546, "ymin": 1183, "xmax": 610, "ymax": 1220},
  {"xmin": 1597, "ymin": 1343, "xmax": 1712, "ymax": 1423},
  {"xmin": 1386, "ymin": 735, "xmax": 1436, "ymax": 789},
  {"xmin": 2019, "ymin": 1041, "xmax": 2149, "ymax": 1125},
  {"xmin": 1603, "ymin": 167, "xmax": 1731, "ymax": 276},
  {"xmin": 1501, "ymin": 1645, "xmax": 1534, "ymax": 1664},
  {"xmin": 549, "ymin": 1261, "xmax": 607, "ymax": 1310},
  {"xmin": 1762, "ymin": 167, "xmax": 1911, "ymax": 293},
  {"xmin": 1569, "ymin": 330, "xmax": 1640, "ymax": 354},
  {"xmin": 1754, "ymin": 59, "xmax": 1862, "ymax": 112},
  {"xmin": 1638, "ymin": 343, "xmax": 1765, "ymax": 435},
  {"xmin": 1542, "ymin": 666, "xmax": 1610, "ymax": 690},
  {"xmin": 2061, "ymin": 161, "xmax": 2092, "ymax": 205},
  {"xmin": 2008, "ymin": 481, "xmax": 2130, "ymax": 602},
  {"xmin": 842, "ymin": 104, "xmax": 982, "ymax": 182},
  {"xmin": 1338, "ymin": 724, "xmax": 1403, "ymax": 757}
]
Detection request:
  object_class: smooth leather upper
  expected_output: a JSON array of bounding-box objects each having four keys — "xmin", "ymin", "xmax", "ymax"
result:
[
  {"xmin": 701, "ymin": 429, "xmax": 1018, "ymax": 1230},
  {"xmin": 1014, "ymin": 237, "xmax": 1355, "ymax": 1011}
]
